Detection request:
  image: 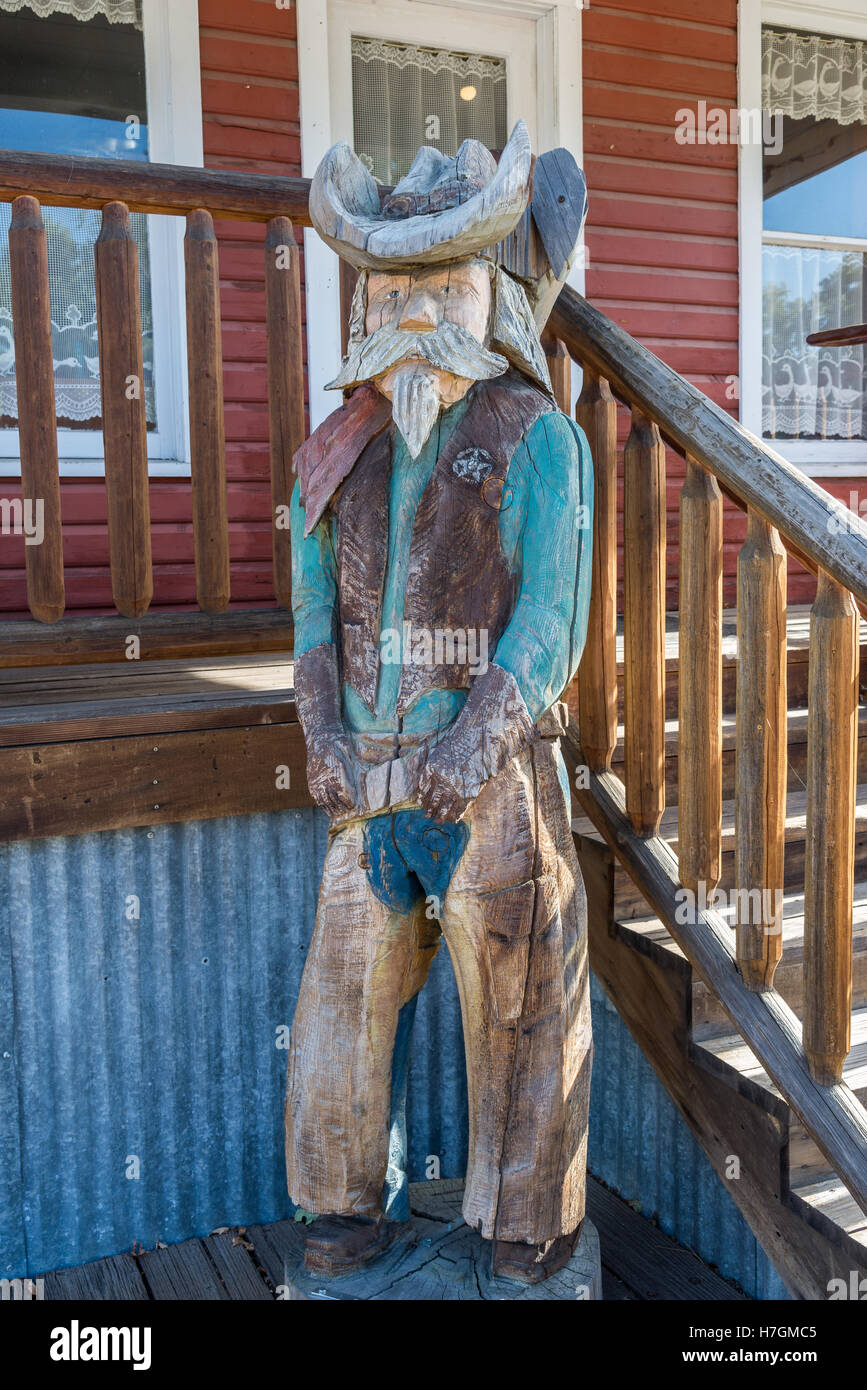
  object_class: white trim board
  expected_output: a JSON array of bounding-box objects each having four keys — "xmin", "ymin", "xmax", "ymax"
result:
[
  {"xmin": 296, "ymin": 0, "xmax": 584, "ymax": 428},
  {"xmin": 738, "ymin": 0, "xmax": 867, "ymax": 477},
  {"xmin": 0, "ymin": 0, "xmax": 203, "ymax": 476}
]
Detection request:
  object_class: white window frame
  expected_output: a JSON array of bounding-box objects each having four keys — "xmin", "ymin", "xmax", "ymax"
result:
[
  {"xmin": 739, "ymin": 0, "xmax": 867, "ymax": 477},
  {"xmin": 0, "ymin": 0, "xmax": 203, "ymax": 477},
  {"xmin": 297, "ymin": 0, "xmax": 584, "ymax": 430}
]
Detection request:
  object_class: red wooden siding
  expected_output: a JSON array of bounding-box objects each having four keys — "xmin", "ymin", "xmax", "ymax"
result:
[{"xmin": 0, "ymin": 0, "xmax": 301, "ymax": 618}]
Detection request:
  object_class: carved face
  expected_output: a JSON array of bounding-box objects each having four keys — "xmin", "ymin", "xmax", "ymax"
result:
[
  {"xmin": 327, "ymin": 257, "xmax": 521, "ymax": 458},
  {"xmin": 364, "ymin": 261, "xmax": 492, "ymax": 345}
]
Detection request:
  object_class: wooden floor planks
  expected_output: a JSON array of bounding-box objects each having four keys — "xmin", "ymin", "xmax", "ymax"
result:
[{"xmin": 33, "ymin": 1177, "xmax": 747, "ymax": 1302}]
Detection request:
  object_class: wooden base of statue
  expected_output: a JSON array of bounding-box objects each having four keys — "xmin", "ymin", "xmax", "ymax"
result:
[{"xmin": 280, "ymin": 1180, "xmax": 602, "ymax": 1301}]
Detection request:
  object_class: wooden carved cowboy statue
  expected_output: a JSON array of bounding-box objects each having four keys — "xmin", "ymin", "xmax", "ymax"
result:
[{"xmin": 286, "ymin": 120, "xmax": 594, "ymax": 1285}]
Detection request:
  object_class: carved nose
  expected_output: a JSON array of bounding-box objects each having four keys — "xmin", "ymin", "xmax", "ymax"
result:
[{"xmin": 399, "ymin": 293, "xmax": 438, "ymax": 332}]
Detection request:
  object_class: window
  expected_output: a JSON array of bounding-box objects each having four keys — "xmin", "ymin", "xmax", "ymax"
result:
[
  {"xmin": 761, "ymin": 26, "xmax": 867, "ymax": 446},
  {"xmin": 0, "ymin": 1, "xmax": 155, "ymax": 432},
  {"xmin": 0, "ymin": 0, "xmax": 203, "ymax": 473},
  {"xmin": 350, "ymin": 37, "xmax": 507, "ymax": 186}
]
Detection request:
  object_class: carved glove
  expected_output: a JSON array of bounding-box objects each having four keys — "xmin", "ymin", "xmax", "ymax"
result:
[
  {"xmin": 294, "ymin": 642, "xmax": 360, "ymax": 819},
  {"xmin": 418, "ymin": 663, "xmax": 536, "ymax": 825}
]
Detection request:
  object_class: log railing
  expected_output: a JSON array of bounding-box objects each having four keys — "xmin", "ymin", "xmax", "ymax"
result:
[
  {"xmin": 0, "ymin": 150, "xmax": 309, "ymax": 653},
  {"xmin": 550, "ymin": 284, "xmax": 867, "ymax": 1214},
  {"xmin": 1, "ymin": 149, "xmax": 865, "ymax": 1210}
]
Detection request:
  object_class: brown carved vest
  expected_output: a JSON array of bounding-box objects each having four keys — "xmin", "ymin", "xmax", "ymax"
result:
[{"xmin": 329, "ymin": 371, "xmax": 554, "ymax": 716}]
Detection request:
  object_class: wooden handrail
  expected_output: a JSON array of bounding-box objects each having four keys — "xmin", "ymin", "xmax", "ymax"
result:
[
  {"xmin": 0, "ymin": 149, "xmax": 314, "ymax": 225},
  {"xmin": 549, "ymin": 286, "xmax": 867, "ymax": 607}
]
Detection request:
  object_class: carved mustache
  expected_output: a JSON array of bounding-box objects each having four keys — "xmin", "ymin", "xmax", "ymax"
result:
[{"xmin": 326, "ymin": 321, "xmax": 509, "ymax": 392}]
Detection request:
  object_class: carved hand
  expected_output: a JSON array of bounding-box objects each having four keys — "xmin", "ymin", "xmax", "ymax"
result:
[
  {"xmin": 294, "ymin": 641, "xmax": 360, "ymax": 822},
  {"xmin": 418, "ymin": 663, "xmax": 537, "ymax": 826},
  {"xmin": 306, "ymin": 733, "xmax": 360, "ymax": 820},
  {"xmin": 418, "ymin": 742, "xmax": 474, "ymax": 825}
]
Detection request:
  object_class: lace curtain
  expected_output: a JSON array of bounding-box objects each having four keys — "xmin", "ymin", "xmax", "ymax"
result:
[
  {"xmin": 0, "ymin": 207, "xmax": 154, "ymax": 425},
  {"xmin": 763, "ymin": 244, "xmax": 866, "ymax": 440},
  {"xmin": 0, "ymin": 0, "xmax": 141, "ymax": 25},
  {"xmin": 762, "ymin": 28, "xmax": 867, "ymax": 125},
  {"xmin": 351, "ymin": 36, "xmax": 507, "ymax": 186}
]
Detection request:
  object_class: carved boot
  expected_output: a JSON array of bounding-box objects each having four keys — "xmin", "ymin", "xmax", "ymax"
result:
[
  {"xmin": 302, "ymin": 1215, "xmax": 397, "ymax": 1277},
  {"xmin": 491, "ymin": 1222, "xmax": 583, "ymax": 1285}
]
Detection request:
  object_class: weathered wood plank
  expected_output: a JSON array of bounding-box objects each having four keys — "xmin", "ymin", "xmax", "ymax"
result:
[
  {"xmin": 8, "ymin": 197, "xmax": 64, "ymax": 624},
  {"xmin": 805, "ymin": 572, "xmax": 859, "ymax": 1084},
  {"xmin": 138, "ymin": 1239, "xmax": 229, "ymax": 1300},
  {"xmin": 94, "ymin": 201, "xmax": 152, "ymax": 619},
  {"xmin": 0, "ymin": 148, "xmax": 317, "ymax": 225},
  {"xmin": 575, "ymin": 370, "xmax": 617, "ymax": 771},
  {"xmin": 585, "ymin": 1178, "xmax": 746, "ymax": 1301},
  {"xmin": 543, "ymin": 335, "xmax": 571, "ymax": 414},
  {"xmin": 43, "ymin": 1253, "xmax": 149, "ymax": 1301},
  {"xmin": 201, "ymin": 1233, "xmax": 274, "ymax": 1300},
  {"xmin": 249, "ymin": 1204, "xmax": 602, "ymax": 1301},
  {"xmin": 265, "ymin": 218, "xmax": 305, "ymax": 610},
  {"xmin": 0, "ymin": 719, "xmax": 311, "ymax": 842},
  {"xmin": 0, "ymin": 611, "xmax": 292, "ymax": 668},
  {"xmin": 185, "ymin": 209, "xmax": 230, "ymax": 614},
  {"xmin": 735, "ymin": 511, "xmax": 786, "ymax": 991},
  {"xmin": 623, "ymin": 407, "xmax": 666, "ymax": 835},
  {"xmin": 678, "ymin": 457, "xmax": 723, "ymax": 895}
]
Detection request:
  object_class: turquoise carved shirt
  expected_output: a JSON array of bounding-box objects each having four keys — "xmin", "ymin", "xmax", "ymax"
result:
[{"xmin": 290, "ymin": 389, "xmax": 594, "ymax": 737}]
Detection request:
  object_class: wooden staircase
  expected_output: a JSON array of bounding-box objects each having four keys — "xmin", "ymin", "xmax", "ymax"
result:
[{"xmin": 567, "ymin": 609, "xmax": 867, "ymax": 1298}]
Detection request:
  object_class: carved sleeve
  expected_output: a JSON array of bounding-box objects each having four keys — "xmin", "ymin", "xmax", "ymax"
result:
[{"xmin": 492, "ymin": 411, "xmax": 594, "ymax": 720}]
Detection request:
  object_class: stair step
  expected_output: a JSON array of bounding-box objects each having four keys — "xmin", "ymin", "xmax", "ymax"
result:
[
  {"xmin": 574, "ymin": 789, "xmax": 867, "ymax": 925},
  {"xmin": 789, "ymin": 1174, "xmax": 867, "ymax": 1249},
  {"xmin": 601, "ymin": 704, "xmax": 867, "ymax": 806},
  {"xmin": 694, "ymin": 1009, "xmax": 867, "ymax": 1248},
  {"xmin": 605, "ymin": 606, "xmax": 867, "ymax": 718},
  {"xmin": 695, "ymin": 1006, "xmax": 867, "ymax": 1102},
  {"xmin": 615, "ymin": 883, "xmax": 867, "ymax": 1021}
]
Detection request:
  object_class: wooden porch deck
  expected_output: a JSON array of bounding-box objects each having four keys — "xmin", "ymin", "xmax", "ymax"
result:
[{"xmin": 27, "ymin": 1178, "xmax": 746, "ymax": 1302}]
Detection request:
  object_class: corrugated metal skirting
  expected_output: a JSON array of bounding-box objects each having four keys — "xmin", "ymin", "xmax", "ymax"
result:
[{"xmin": 0, "ymin": 811, "xmax": 786, "ymax": 1296}]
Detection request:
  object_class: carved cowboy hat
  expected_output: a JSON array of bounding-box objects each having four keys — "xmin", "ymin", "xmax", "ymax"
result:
[
  {"xmin": 309, "ymin": 120, "xmax": 588, "ymax": 327},
  {"xmin": 309, "ymin": 120, "xmax": 533, "ymax": 272}
]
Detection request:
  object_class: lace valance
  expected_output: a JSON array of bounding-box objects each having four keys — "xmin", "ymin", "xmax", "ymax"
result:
[
  {"xmin": 0, "ymin": 0, "xmax": 141, "ymax": 27},
  {"xmin": 762, "ymin": 27, "xmax": 866, "ymax": 126}
]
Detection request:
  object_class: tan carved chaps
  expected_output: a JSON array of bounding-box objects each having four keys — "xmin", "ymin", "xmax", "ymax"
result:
[{"xmin": 284, "ymin": 736, "xmax": 592, "ymax": 1245}]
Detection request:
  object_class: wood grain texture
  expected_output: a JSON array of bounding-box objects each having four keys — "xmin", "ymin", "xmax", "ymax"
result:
[
  {"xmin": 185, "ymin": 209, "xmax": 230, "ymax": 613},
  {"xmin": 623, "ymin": 407, "xmax": 666, "ymax": 835},
  {"xmin": 678, "ymin": 458, "xmax": 723, "ymax": 894},
  {"xmin": 804, "ymin": 572, "xmax": 859, "ymax": 1084},
  {"xmin": 264, "ymin": 217, "xmax": 305, "ymax": 609},
  {"xmin": 575, "ymin": 370, "xmax": 617, "ymax": 771},
  {"xmin": 0, "ymin": 148, "xmax": 317, "ymax": 224},
  {"xmin": 0, "ymin": 720, "xmax": 310, "ymax": 842},
  {"xmin": 0, "ymin": 610, "xmax": 292, "ymax": 667},
  {"xmin": 543, "ymin": 336, "xmax": 571, "ymax": 414},
  {"xmin": 735, "ymin": 511, "xmax": 786, "ymax": 991},
  {"xmin": 94, "ymin": 202, "xmax": 152, "ymax": 619},
  {"xmin": 250, "ymin": 1202, "xmax": 601, "ymax": 1301},
  {"xmin": 8, "ymin": 197, "xmax": 64, "ymax": 623}
]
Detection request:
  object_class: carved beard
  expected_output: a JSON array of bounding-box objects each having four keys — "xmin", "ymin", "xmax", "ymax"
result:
[
  {"xmin": 326, "ymin": 322, "xmax": 509, "ymax": 458},
  {"xmin": 387, "ymin": 364, "xmax": 443, "ymax": 461}
]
